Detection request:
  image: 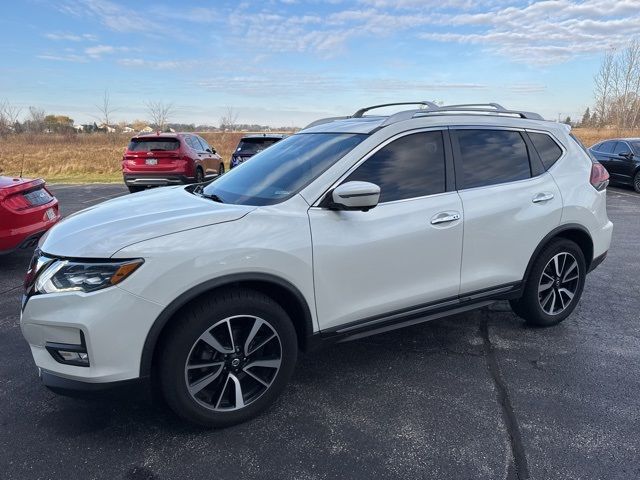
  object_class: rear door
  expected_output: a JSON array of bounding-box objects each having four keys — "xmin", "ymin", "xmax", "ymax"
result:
[
  {"xmin": 451, "ymin": 127, "xmax": 562, "ymax": 294},
  {"xmin": 309, "ymin": 129, "xmax": 463, "ymax": 330},
  {"xmin": 187, "ymin": 136, "xmax": 212, "ymax": 176}
]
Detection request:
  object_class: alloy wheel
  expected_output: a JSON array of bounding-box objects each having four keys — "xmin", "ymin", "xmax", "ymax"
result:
[
  {"xmin": 537, "ymin": 252, "xmax": 580, "ymax": 316},
  {"xmin": 184, "ymin": 315, "xmax": 282, "ymax": 411}
]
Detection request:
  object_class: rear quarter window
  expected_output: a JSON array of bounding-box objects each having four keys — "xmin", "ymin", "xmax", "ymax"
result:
[
  {"xmin": 528, "ymin": 132, "xmax": 563, "ymax": 170},
  {"xmin": 128, "ymin": 138, "xmax": 180, "ymax": 152}
]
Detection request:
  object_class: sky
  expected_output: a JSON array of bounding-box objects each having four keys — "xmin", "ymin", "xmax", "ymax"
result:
[{"xmin": 2, "ymin": 0, "xmax": 640, "ymax": 127}]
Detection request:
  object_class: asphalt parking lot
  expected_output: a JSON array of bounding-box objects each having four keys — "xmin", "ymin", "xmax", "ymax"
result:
[{"xmin": 1, "ymin": 183, "xmax": 639, "ymax": 480}]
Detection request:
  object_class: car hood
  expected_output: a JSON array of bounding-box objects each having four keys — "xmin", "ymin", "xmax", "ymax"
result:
[{"xmin": 40, "ymin": 186, "xmax": 255, "ymax": 258}]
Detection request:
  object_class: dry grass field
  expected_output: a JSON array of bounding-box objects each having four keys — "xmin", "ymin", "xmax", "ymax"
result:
[
  {"xmin": 0, "ymin": 132, "xmax": 253, "ymax": 183},
  {"xmin": 0, "ymin": 128, "xmax": 637, "ymax": 183}
]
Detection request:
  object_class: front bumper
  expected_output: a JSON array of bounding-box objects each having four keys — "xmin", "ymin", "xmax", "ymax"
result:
[
  {"xmin": 123, "ymin": 173, "xmax": 194, "ymax": 187},
  {"xmin": 20, "ymin": 284, "xmax": 164, "ymax": 385}
]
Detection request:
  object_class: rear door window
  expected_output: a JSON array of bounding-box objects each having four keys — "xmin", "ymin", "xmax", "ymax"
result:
[
  {"xmin": 528, "ymin": 132, "xmax": 563, "ymax": 170},
  {"xmin": 599, "ymin": 141, "xmax": 616, "ymax": 154},
  {"xmin": 185, "ymin": 136, "xmax": 201, "ymax": 151},
  {"xmin": 454, "ymin": 129, "xmax": 531, "ymax": 189},
  {"xmin": 127, "ymin": 138, "xmax": 180, "ymax": 152}
]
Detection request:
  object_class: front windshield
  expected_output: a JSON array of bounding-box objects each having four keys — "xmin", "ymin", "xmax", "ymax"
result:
[
  {"xmin": 630, "ymin": 141, "xmax": 640, "ymax": 154},
  {"xmin": 202, "ymin": 133, "xmax": 366, "ymax": 206}
]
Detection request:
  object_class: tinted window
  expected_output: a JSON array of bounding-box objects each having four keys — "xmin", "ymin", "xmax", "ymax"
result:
[
  {"xmin": 529, "ymin": 132, "xmax": 563, "ymax": 170},
  {"xmin": 186, "ymin": 136, "xmax": 202, "ymax": 151},
  {"xmin": 599, "ymin": 141, "xmax": 616, "ymax": 153},
  {"xmin": 344, "ymin": 131, "xmax": 445, "ymax": 203},
  {"xmin": 237, "ymin": 138, "xmax": 281, "ymax": 155},
  {"xmin": 127, "ymin": 138, "xmax": 180, "ymax": 152},
  {"xmin": 201, "ymin": 133, "xmax": 365, "ymax": 206},
  {"xmin": 613, "ymin": 141, "xmax": 631, "ymax": 155},
  {"xmin": 630, "ymin": 142, "xmax": 640, "ymax": 154},
  {"xmin": 456, "ymin": 130, "xmax": 531, "ymax": 189},
  {"xmin": 196, "ymin": 137, "xmax": 210, "ymax": 151}
]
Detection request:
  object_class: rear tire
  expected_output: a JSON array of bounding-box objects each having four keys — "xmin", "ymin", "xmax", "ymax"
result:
[
  {"xmin": 128, "ymin": 186, "xmax": 144, "ymax": 193},
  {"xmin": 159, "ymin": 288, "xmax": 298, "ymax": 427},
  {"xmin": 633, "ymin": 171, "xmax": 640, "ymax": 193},
  {"xmin": 218, "ymin": 163, "xmax": 225, "ymax": 175},
  {"xmin": 510, "ymin": 239, "xmax": 586, "ymax": 327},
  {"xmin": 195, "ymin": 167, "xmax": 205, "ymax": 183}
]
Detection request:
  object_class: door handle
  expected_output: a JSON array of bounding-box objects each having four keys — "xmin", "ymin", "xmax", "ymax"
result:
[
  {"xmin": 532, "ymin": 193, "xmax": 554, "ymax": 203},
  {"xmin": 430, "ymin": 212, "xmax": 461, "ymax": 225}
]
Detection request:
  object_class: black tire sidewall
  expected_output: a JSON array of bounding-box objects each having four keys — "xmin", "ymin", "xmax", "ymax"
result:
[
  {"xmin": 633, "ymin": 171, "xmax": 640, "ymax": 193},
  {"xmin": 520, "ymin": 239, "xmax": 586, "ymax": 327},
  {"xmin": 159, "ymin": 290, "xmax": 298, "ymax": 427}
]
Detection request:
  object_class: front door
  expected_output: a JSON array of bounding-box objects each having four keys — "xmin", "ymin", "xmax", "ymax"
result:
[{"xmin": 308, "ymin": 130, "xmax": 463, "ymax": 331}]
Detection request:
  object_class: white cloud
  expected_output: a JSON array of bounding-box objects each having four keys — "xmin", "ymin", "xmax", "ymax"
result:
[{"xmin": 44, "ymin": 32, "xmax": 98, "ymax": 42}]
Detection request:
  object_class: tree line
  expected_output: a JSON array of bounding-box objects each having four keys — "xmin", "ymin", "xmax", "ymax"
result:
[{"xmin": 589, "ymin": 38, "xmax": 640, "ymax": 129}]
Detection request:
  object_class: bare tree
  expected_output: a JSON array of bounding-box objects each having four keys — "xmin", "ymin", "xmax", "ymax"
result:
[
  {"xmin": 593, "ymin": 39, "xmax": 640, "ymax": 129},
  {"xmin": 145, "ymin": 100, "xmax": 174, "ymax": 130},
  {"xmin": 95, "ymin": 90, "xmax": 116, "ymax": 127},
  {"xmin": 27, "ymin": 106, "xmax": 46, "ymax": 133},
  {"xmin": 219, "ymin": 106, "xmax": 239, "ymax": 131},
  {"xmin": 594, "ymin": 50, "xmax": 615, "ymax": 127},
  {"xmin": 0, "ymin": 99, "xmax": 22, "ymax": 134}
]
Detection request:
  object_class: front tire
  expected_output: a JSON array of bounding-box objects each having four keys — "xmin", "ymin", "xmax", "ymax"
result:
[
  {"xmin": 510, "ymin": 239, "xmax": 586, "ymax": 327},
  {"xmin": 128, "ymin": 186, "xmax": 144, "ymax": 193},
  {"xmin": 159, "ymin": 289, "xmax": 298, "ymax": 427},
  {"xmin": 633, "ymin": 171, "xmax": 640, "ymax": 193}
]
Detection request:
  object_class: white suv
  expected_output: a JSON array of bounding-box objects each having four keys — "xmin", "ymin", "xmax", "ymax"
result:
[{"xmin": 20, "ymin": 102, "xmax": 613, "ymax": 427}]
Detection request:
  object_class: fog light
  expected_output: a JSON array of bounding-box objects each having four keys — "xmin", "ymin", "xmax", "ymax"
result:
[{"xmin": 45, "ymin": 341, "xmax": 90, "ymax": 367}]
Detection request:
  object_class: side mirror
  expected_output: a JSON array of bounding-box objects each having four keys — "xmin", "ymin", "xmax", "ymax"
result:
[
  {"xmin": 618, "ymin": 151, "xmax": 633, "ymax": 159},
  {"xmin": 207, "ymin": 148, "xmax": 215, "ymax": 154},
  {"xmin": 328, "ymin": 181, "xmax": 380, "ymax": 211}
]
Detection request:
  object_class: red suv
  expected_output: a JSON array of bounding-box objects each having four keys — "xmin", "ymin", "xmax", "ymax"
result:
[{"xmin": 122, "ymin": 133, "xmax": 223, "ymax": 193}]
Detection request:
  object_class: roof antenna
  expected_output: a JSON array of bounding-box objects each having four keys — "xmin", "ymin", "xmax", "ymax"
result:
[{"xmin": 19, "ymin": 153, "xmax": 25, "ymax": 178}]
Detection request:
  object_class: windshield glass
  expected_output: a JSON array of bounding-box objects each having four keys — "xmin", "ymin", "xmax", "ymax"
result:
[
  {"xmin": 630, "ymin": 141, "xmax": 640, "ymax": 154},
  {"xmin": 202, "ymin": 133, "xmax": 366, "ymax": 206},
  {"xmin": 236, "ymin": 138, "xmax": 281, "ymax": 156},
  {"xmin": 128, "ymin": 138, "xmax": 180, "ymax": 152}
]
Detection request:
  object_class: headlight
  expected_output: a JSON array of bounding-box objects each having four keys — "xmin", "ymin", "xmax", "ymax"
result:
[{"xmin": 34, "ymin": 258, "xmax": 144, "ymax": 294}]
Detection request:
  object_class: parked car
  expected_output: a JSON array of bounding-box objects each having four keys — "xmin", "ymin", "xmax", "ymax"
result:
[
  {"xmin": 589, "ymin": 138, "xmax": 640, "ymax": 192},
  {"xmin": 230, "ymin": 134, "xmax": 286, "ymax": 169},
  {"xmin": 0, "ymin": 176, "xmax": 60, "ymax": 255},
  {"xmin": 21, "ymin": 102, "xmax": 612, "ymax": 427},
  {"xmin": 122, "ymin": 133, "xmax": 223, "ymax": 193}
]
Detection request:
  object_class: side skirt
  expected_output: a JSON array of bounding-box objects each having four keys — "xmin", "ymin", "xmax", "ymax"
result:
[{"xmin": 307, "ymin": 282, "xmax": 521, "ymax": 349}]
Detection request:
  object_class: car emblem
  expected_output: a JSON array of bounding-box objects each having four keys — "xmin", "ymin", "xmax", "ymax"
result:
[{"xmin": 147, "ymin": 152, "xmax": 153, "ymax": 156}]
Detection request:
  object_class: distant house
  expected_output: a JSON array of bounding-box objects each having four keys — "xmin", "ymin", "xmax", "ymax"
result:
[
  {"xmin": 73, "ymin": 124, "xmax": 84, "ymax": 132},
  {"xmin": 98, "ymin": 123, "xmax": 116, "ymax": 133},
  {"xmin": 139, "ymin": 126, "xmax": 154, "ymax": 133},
  {"xmin": 122, "ymin": 126, "xmax": 135, "ymax": 133}
]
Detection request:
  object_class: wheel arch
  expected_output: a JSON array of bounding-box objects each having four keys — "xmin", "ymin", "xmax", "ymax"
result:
[
  {"xmin": 523, "ymin": 224, "xmax": 594, "ymax": 286},
  {"xmin": 139, "ymin": 273, "xmax": 315, "ymax": 378}
]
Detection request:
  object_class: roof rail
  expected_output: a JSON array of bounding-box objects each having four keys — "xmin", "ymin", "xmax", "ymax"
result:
[
  {"xmin": 303, "ymin": 116, "xmax": 350, "ymax": 129},
  {"xmin": 353, "ymin": 101, "xmax": 439, "ymax": 118},
  {"xmin": 413, "ymin": 103, "xmax": 544, "ymax": 121}
]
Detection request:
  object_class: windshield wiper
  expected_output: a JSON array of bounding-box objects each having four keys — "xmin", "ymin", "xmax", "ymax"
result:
[{"xmin": 200, "ymin": 192, "xmax": 225, "ymax": 203}]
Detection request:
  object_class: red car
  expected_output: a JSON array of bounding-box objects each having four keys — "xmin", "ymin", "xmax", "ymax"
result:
[
  {"xmin": 0, "ymin": 176, "xmax": 60, "ymax": 255},
  {"xmin": 122, "ymin": 133, "xmax": 223, "ymax": 193}
]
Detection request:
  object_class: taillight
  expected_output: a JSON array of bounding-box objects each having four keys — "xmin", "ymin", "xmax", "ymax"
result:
[
  {"xmin": 590, "ymin": 162, "xmax": 609, "ymax": 191},
  {"xmin": 3, "ymin": 193, "xmax": 31, "ymax": 211}
]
